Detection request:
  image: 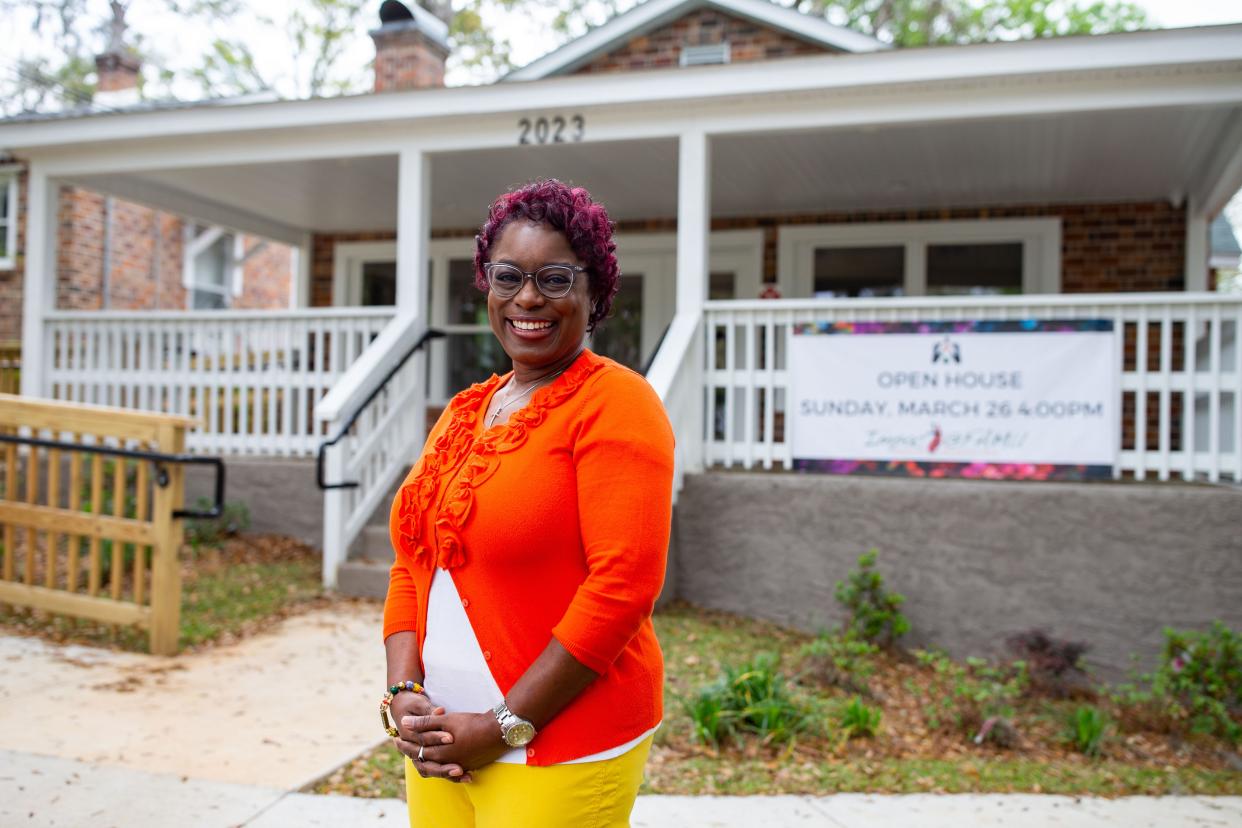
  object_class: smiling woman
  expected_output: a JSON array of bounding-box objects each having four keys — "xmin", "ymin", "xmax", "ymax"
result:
[{"xmin": 380, "ymin": 180, "xmax": 674, "ymax": 827}]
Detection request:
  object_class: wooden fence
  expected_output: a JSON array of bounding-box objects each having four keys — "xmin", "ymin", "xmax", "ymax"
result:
[
  {"xmin": 0, "ymin": 341, "xmax": 19, "ymax": 395},
  {"xmin": 0, "ymin": 394, "xmax": 195, "ymax": 654}
]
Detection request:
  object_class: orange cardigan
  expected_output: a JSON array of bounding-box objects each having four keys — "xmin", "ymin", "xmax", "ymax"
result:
[{"xmin": 384, "ymin": 349, "xmax": 674, "ymax": 766}]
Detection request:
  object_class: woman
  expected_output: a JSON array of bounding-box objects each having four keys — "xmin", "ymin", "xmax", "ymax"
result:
[{"xmin": 381, "ymin": 179, "xmax": 674, "ymax": 827}]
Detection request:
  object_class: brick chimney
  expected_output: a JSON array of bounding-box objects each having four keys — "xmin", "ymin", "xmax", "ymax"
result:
[
  {"xmin": 95, "ymin": 0, "xmax": 141, "ymax": 107},
  {"xmin": 371, "ymin": 0, "xmax": 450, "ymax": 92}
]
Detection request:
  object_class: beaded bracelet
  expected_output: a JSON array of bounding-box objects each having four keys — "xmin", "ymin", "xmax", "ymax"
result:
[{"xmin": 380, "ymin": 680, "xmax": 425, "ymax": 738}]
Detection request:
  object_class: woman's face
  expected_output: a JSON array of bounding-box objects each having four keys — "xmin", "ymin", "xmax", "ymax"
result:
[{"xmin": 486, "ymin": 220, "xmax": 592, "ymax": 378}]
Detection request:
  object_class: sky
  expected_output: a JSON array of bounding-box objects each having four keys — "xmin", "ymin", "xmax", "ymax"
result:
[{"xmin": 2, "ymin": 0, "xmax": 1240, "ymax": 99}]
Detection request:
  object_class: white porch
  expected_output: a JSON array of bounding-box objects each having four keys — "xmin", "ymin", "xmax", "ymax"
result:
[{"xmin": 5, "ymin": 24, "xmax": 1242, "ymax": 585}]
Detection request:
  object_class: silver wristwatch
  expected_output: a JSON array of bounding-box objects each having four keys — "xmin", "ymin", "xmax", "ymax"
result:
[{"xmin": 491, "ymin": 701, "xmax": 537, "ymax": 747}]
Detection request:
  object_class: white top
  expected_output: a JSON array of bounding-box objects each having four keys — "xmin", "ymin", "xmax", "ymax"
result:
[{"xmin": 421, "ymin": 568, "xmax": 658, "ymax": 764}]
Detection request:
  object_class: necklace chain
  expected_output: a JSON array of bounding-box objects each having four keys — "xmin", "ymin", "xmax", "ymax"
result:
[{"xmin": 487, "ymin": 364, "xmax": 569, "ymax": 427}]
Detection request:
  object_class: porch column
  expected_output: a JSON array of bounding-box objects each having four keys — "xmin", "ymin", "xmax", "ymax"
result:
[
  {"xmin": 1183, "ymin": 201, "xmax": 1208, "ymax": 293},
  {"xmin": 20, "ymin": 166, "xmax": 57, "ymax": 398},
  {"xmin": 396, "ymin": 148, "xmax": 431, "ymax": 317},
  {"xmin": 676, "ymin": 130, "xmax": 710, "ymax": 313},
  {"xmin": 676, "ymin": 130, "xmax": 710, "ymax": 476}
]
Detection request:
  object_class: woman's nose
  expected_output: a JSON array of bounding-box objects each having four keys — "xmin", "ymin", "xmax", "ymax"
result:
[{"xmin": 513, "ymin": 276, "xmax": 545, "ymax": 306}]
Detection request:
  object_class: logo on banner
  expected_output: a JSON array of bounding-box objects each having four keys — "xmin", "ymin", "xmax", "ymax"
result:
[{"xmin": 931, "ymin": 336, "xmax": 961, "ymax": 364}]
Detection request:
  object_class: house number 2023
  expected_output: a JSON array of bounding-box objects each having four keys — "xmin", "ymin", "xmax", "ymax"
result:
[{"xmin": 518, "ymin": 115, "xmax": 584, "ymax": 145}]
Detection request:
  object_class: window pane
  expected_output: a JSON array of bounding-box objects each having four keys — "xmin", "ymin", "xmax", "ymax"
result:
[
  {"xmin": 592, "ymin": 274, "xmax": 644, "ymax": 370},
  {"xmin": 191, "ymin": 289, "xmax": 227, "ymax": 310},
  {"xmin": 813, "ymin": 246, "xmax": 904, "ymax": 298},
  {"xmin": 927, "ymin": 242, "xmax": 1023, "ymax": 296},
  {"xmin": 448, "ymin": 333, "xmax": 508, "ymax": 392},
  {"xmin": 709, "ymin": 271, "xmax": 736, "ymax": 300},
  {"xmin": 449, "ymin": 258, "xmax": 486, "ymax": 324},
  {"xmin": 195, "ymin": 235, "xmax": 230, "ymax": 289},
  {"xmin": 361, "ymin": 261, "xmax": 396, "ymax": 306}
]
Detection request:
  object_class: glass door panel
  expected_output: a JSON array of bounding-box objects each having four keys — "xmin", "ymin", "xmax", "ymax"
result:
[
  {"xmin": 592, "ymin": 274, "xmax": 645, "ymax": 370},
  {"xmin": 360, "ymin": 261, "xmax": 396, "ymax": 306}
]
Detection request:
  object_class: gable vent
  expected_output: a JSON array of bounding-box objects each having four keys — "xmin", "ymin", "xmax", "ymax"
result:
[{"xmin": 680, "ymin": 42, "xmax": 731, "ymax": 67}]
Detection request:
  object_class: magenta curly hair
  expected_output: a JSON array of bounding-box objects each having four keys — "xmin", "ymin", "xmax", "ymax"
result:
[{"xmin": 474, "ymin": 179, "xmax": 619, "ymax": 332}]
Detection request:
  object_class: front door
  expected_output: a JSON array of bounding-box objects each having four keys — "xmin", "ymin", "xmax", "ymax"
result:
[{"xmin": 590, "ymin": 245, "xmax": 676, "ymax": 372}]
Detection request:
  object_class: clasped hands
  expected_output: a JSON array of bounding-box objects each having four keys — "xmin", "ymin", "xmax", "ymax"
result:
[{"xmin": 391, "ymin": 692, "xmax": 510, "ymax": 782}]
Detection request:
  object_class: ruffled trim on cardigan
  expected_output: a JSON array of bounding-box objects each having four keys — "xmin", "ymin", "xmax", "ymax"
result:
[{"xmin": 395, "ymin": 350, "xmax": 605, "ymax": 570}]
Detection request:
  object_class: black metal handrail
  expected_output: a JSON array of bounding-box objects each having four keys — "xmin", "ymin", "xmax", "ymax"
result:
[
  {"xmin": 641, "ymin": 319, "xmax": 674, "ymax": 377},
  {"xmin": 316, "ymin": 327, "xmax": 444, "ymax": 490},
  {"xmin": 0, "ymin": 432, "xmax": 225, "ymax": 520}
]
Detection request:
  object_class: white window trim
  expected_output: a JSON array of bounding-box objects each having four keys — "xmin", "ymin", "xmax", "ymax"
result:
[
  {"xmin": 0, "ymin": 165, "xmax": 20, "ymax": 270},
  {"xmin": 777, "ymin": 218, "xmax": 1062, "ymax": 299},
  {"xmin": 333, "ymin": 239, "xmax": 400, "ymax": 307}
]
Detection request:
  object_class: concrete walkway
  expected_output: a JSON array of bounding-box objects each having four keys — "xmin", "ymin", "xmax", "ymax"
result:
[
  {"xmin": 4, "ymin": 752, "xmax": 1240, "ymax": 827},
  {"xmin": 1, "ymin": 602, "xmax": 1239, "ymax": 827}
]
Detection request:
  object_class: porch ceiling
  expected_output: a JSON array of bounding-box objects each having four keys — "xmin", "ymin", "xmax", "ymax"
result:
[
  {"xmin": 67, "ymin": 102, "xmax": 1238, "ymax": 241},
  {"xmin": 711, "ymin": 103, "xmax": 1241, "ymax": 216}
]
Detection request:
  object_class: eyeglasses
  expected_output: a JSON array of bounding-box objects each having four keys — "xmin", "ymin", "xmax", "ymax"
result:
[{"xmin": 484, "ymin": 262, "xmax": 586, "ymax": 300}]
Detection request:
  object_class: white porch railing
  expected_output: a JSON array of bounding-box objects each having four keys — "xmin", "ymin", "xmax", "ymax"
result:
[
  {"xmin": 44, "ymin": 308, "xmax": 395, "ymax": 456},
  {"xmin": 646, "ymin": 312, "xmax": 705, "ymax": 502},
  {"xmin": 317, "ymin": 314, "xmax": 430, "ymax": 587},
  {"xmin": 704, "ymin": 292, "xmax": 1242, "ymax": 483}
]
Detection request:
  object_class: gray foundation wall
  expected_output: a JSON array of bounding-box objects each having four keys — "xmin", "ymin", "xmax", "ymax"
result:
[
  {"xmin": 673, "ymin": 472, "xmax": 1242, "ymax": 681},
  {"xmin": 185, "ymin": 458, "xmax": 324, "ymax": 547}
]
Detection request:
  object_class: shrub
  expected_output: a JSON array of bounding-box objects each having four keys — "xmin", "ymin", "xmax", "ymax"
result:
[
  {"xmin": 836, "ymin": 695, "xmax": 882, "ymax": 739},
  {"xmin": 834, "ymin": 549, "xmax": 910, "ymax": 648},
  {"xmin": 1113, "ymin": 621, "xmax": 1241, "ymax": 744},
  {"xmin": 1006, "ymin": 628, "xmax": 1092, "ymax": 698},
  {"xmin": 799, "ymin": 631, "xmax": 878, "ymax": 697},
  {"xmin": 683, "ymin": 653, "xmax": 813, "ymax": 748},
  {"xmin": 917, "ymin": 649, "xmax": 1028, "ymax": 747},
  {"xmin": 186, "ymin": 499, "xmax": 252, "ymax": 549},
  {"xmin": 1067, "ymin": 705, "xmax": 1109, "ymax": 757}
]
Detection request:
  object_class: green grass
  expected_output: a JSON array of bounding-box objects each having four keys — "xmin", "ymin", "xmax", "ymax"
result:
[
  {"xmin": 320, "ymin": 742, "xmax": 1242, "ymax": 800},
  {"xmin": 178, "ymin": 557, "xmax": 323, "ymax": 648},
  {"xmin": 638, "ymin": 755, "xmax": 1242, "ymax": 796}
]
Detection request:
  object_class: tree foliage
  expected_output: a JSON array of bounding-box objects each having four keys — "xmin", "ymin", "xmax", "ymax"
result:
[
  {"xmin": 795, "ymin": 0, "xmax": 1148, "ymax": 47},
  {"xmin": 1, "ymin": 0, "xmax": 1154, "ymax": 116}
]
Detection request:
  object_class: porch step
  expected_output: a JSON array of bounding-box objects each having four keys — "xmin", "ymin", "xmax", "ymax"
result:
[
  {"xmin": 354, "ymin": 524, "xmax": 395, "ymax": 562},
  {"xmin": 337, "ymin": 559, "xmax": 390, "ymax": 600}
]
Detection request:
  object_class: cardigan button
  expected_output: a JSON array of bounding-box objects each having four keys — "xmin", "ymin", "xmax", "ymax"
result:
[
  {"xmin": 461, "ymin": 598, "xmax": 470, "ymax": 608},
  {"xmin": 527, "ymin": 748, "xmax": 535, "ymax": 758},
  {"xmin": 483, "ymin": 650, "xmax": 491, "ymax": 661}
]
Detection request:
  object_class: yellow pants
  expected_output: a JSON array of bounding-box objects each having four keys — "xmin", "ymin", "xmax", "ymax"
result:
[{"xmin": 404, "ymin": 736, "xmax": 652, "ymax": 828}]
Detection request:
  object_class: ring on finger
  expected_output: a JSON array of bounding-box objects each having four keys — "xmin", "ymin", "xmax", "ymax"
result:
[{"xmin": 417, "ymin": 744, "xmax": 426, "ymax": 763}]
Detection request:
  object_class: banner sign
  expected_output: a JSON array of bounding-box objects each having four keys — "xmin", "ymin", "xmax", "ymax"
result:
[{"xmin": 789, "ymin": 320, "xmax": 1116, "ymax": 480}]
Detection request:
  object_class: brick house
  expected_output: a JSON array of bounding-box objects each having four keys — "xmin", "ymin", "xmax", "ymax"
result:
[
  {"xmin": 0, "ymin": 48, "xmax": 292, "ymax": 345},
  {"xmin": 0, "ymin": 0, "xmax": 1240, "ymax": 612}
]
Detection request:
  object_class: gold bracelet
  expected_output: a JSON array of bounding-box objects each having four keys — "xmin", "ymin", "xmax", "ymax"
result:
[{"xmin": 380, "ymin": 680, "xmax": 425, "ymax": 738}]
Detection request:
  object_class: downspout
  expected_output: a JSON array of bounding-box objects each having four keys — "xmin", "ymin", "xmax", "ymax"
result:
[
  {"xmin": 150, "ymin": 209, "xmax": 162, "ymax": 308},
  {"xmin": 101, "ymin": 196, "xmax": 114, "ymax": 308}
]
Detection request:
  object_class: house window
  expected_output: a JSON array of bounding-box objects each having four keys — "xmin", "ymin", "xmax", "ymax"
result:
[
  {"xmin": 0, "ymin": 167, "xmax": 18, "ymax": 270},
  {"xmin": 813, "ymin": 245, "xmax": 904, "ymax": 298},
  {"xmin": 184, "ymin": 226, "xmax": 243, "ymax": 309},
  {"xmin": 778, "ymin": 218, "xmax": 1061, "ymax": 299},
  {"xmin": 926, "ymin": 242, "xmax": 1023, "ymax": 296}
]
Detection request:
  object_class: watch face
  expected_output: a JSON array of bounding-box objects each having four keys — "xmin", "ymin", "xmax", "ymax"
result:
[{"xmin": 505, "ymin": 721, "xmax": 537, "ymax": 747}]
